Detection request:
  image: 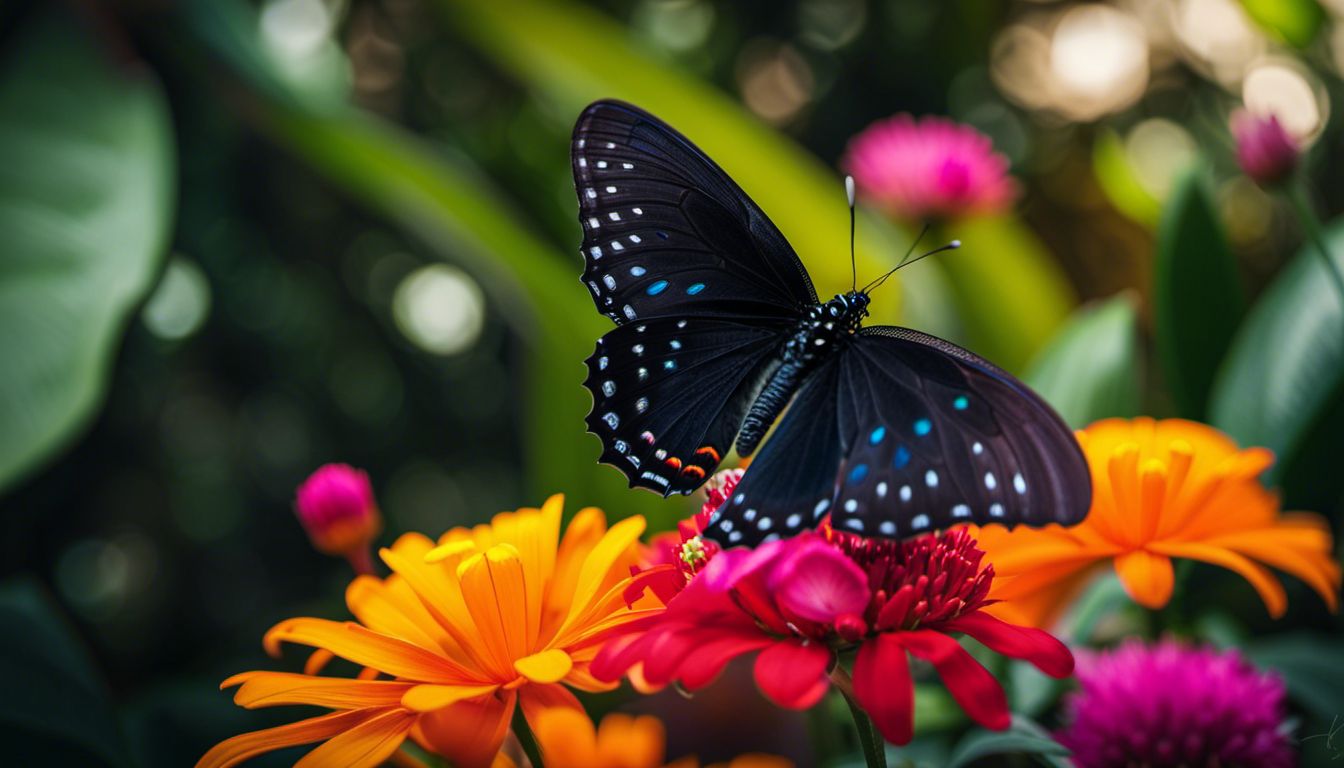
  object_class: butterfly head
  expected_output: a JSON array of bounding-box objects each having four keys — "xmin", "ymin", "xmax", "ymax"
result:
[{"xmin": 820, "ymin": 291, "xmax": 870, "ymax": 334}]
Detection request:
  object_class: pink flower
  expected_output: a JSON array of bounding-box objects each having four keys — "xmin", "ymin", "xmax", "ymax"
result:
[
  {"xmin": 843, "ymin": 114, "xmax": 1018, "ymax": 220},
  {"xmin": 1231, "ymin": 110, "xmax": 1299, "ymax": 187},
  {"xmin": 594, "ymin": 524, "xmax": 1073, "ymax": 746},
  {"xmin": 293, "ymin": 464, "xmax": 381, "ymax": 568},
  {"xmin": 1058, "ymin": 639, "xmax": 1294, "ymax": 768}
]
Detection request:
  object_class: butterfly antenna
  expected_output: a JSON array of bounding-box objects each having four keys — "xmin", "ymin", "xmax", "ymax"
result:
[
  {"xmin": 846, "ymin": 175, "xmax": 857, "ymax": 292},
  {"xmin": 863, "ymin": 237, "xmax": 961, "ymax": 294},
  {"xmin": 861, "ymin": 224, "xmax": 926, "ymax": 292}
]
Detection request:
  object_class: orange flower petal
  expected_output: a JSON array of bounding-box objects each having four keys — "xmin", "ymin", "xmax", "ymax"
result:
[
  {"xmin": 457, "ymin": 544, "xmax": 530, "ymax": 678},
  {"xmin": 263, "ymin": 618, "xmax": 475, "ymax": 685},
  {"xmin": 293, "ymin": 708, "xmax": 417, "ymax": 768},
  {"xmin": 519, "ymin": 682, "xmax": 584, "ymax": 734},
  {"xmin": 401, "ymin": 683, "xmax": 499, "ymax": 712},
  {"xmin": 556, "ymin": 516, "xmax": 646, "ymax": 637},
  {"xmin": 533, "ymin": 707, "xmax": 600, "ymax": 767},
  {"xmin": 223, "ymin": 671, "xmax": 413, "ymax": 709},
  {"xmin": 418, "ymin": 691, "xmax": 516, "ymax": 768},
  {"xmin": 595, "ymin": 713, "xmax": 665, "ymax": 768},
  {"xmin": 1149, "ymin": 540, "xmax": 1288, "ymax": 617},
  {"xmin": 195, "ymin": 708, "xmax": 382, "ymax": 768},
  {"xmin": 1202, "ymin": 529, "xmax": 1340, "ymax": 612},
  {"xmin": 1113, "ymin": 550, "xmax": 1174, "ymax": 609},
  {"xmin": 515, "ymin": 648, "xmax": 573, "ymax": 684}
]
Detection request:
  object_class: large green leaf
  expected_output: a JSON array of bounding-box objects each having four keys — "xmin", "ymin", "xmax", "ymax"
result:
[
  {"xmin": 0, "ymin": 577, "xmax": 130, "ymax": 766},
  {"xmin": 1248, "ymin": 634, "xmax": 1344, "ymax": 722},
  {"xmin": 947, "ymin": 715, "xmax": 1071, "ymax": 768},
  {"xmin": 1238, "ymin": 0, "xmax": 1325, "ymax": 47},
  {"xmin": 1024, "ymin": 294, "xmax": 1141, "ymax": 429},
  {"xmin": 1208, "ymin": 221, "xmax": 1344, "ymax": 486},
  {"xmin": 0, "ymin": 12, "xmax": 174, "ymax": 493},
  {"xmin": 1154, "ymin": 169, "xmax": 1244, "ymax": 420},
  {"xmin": 938, "ymin": 216, "xmax": 1075, "ymax": 372}
]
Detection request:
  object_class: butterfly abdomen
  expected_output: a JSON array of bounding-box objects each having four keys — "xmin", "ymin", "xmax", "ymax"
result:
[{"xmin": 736, "ymin": 360, "xmax": 805, "ymax": 456}]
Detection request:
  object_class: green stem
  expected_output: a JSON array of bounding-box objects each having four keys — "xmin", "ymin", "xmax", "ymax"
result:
[
  {"xmin": 510, "ymin": 704, "xmax": 545, "ymax": 768},
  {"xmin": 1287, "ymin": 183, "xmax": 1344, "ymax": 306},
  {"xmin": 831, "ymin": 666, "xmax": 888, "ymax": 768}
]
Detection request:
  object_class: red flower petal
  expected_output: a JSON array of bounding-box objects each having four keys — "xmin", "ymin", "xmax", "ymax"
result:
[
  {"xmin": 752, "ymin": 639, "xmax": 833, "ymax": 710},
  {"xmin": 679, "ymin": 628, "xmax": 775, "ymax": 691},
  {"xmin": 902, "ymin": 630, "xmax": 1010, "ymax": 731},
  {"xmin": 853, "ymin": 634, "xmax": 914, "ymax": 745},
  {"xmin": 772, "ymin": 539, "xmax": 870, "ymax": 623},
  {"xmin": 943, "ymin": 611, "xmax": 1074, "ymax": 679}
]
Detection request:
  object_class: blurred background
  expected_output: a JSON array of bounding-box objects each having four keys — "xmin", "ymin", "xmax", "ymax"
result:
[{"xmin": 2, "ymin": 0, "xmax": 1342, "ymax": 764}]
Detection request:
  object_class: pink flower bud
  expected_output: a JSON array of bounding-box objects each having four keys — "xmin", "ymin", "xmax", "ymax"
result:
[
  {"xmin": 294, "ymin": 464, "xmax": 381, "ymax": 559},
  {"xmin": 1231, "ymin": 110, "xmax": 1299, "ymax": 187}
]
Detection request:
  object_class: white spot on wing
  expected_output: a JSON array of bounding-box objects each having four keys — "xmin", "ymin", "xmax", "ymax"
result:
[
  {"xmin": 1014, "ymin": 473, "xmax": 1027, "ymax": 494},
  {"xmin": 925, "ymin": 470, "xmax": 939, "ymax": 488}
]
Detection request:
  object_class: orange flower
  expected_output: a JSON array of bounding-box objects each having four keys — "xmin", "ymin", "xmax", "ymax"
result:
[
  {"xmin": 973, "ymin": 418, "xmax": 1339, "ymax": 627},
  {"xmin": 197, "ymin": 495, "xmax": 669, "ymax": 768},
  {"xmin": 520, "ymin": 708, "xmax": 792, "ymax": 768}
]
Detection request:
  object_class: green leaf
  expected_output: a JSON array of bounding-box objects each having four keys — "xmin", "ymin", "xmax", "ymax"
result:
[
  {"xmin": 0, "ymin": 11, "xmax": 174, "ymax": 493},
  {"xmin": 1208, "ymin": 220, "xmax": 1344, "ymax": 486},
  {"xmin": 0, "ymin": 576, "xmax": 130, "ymax": 766},
  {"xmin": 1238, "ymin": 0, "xmax": 1325, "ymax": 47},
  {"xmin": 1155, "ymin": 168, "xmax": 1244, "ymax": 419},
  {"xmin": 1248, "ymin": 634, "xmax": 1344, "ymax": 722},
  {"xmin": 1092, "ymin": 129, "xmax": 1161, "ymax": 228},
  {"xmin": 1024, "ymin": 294, "xmax": 1142, "ymax": 429},
  {"xmin": 947, "ymin": 715, "xmax": 1072, "ymax": 768},
  {"xmin": 937, "ymin": 217, "xmax": 1075, "ymax": 372}
]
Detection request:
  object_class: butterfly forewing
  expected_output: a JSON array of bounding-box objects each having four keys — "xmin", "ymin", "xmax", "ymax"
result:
[
  {"xmin": 584, "ymin": 316, "xmax": 787, "ymax": 495},
  {"xmin": 573, "ymin": 100, "xmax": 817, "ymax": 323}
]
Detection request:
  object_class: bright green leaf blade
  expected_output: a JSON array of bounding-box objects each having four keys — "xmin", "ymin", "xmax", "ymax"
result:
[
  {"xmin": 1092, "ymin": 128, "xmax": 1161, "ymax": 228},
  {"xmin": 1024, "ymin": 294, "xmax": 1141, "ymax": 429},
  {"xmin": 0, "ymin": 576, "xmax": 130, "ymax": 766},
  {"xmin": 1208, "ymin": 220, "xmax": 1344, "ymax": 485},
  {"xmin": 1155, "ymin": 168, "xmax": 1244, "ymax": 419},
  {"xmin": 947, "ymin": 715, "xmax": 1072, "ymax": 768},
  {"xmin": 1238, "ymin": 0, "xmax": 1325, "ymax": 47},
  {"xmin": 0, "ymin": 12, "xmax": 175, "ymax": 493},
  {"xmin": 1248, "ymin": 634, "xmax": 1344, "ymax": 722}
]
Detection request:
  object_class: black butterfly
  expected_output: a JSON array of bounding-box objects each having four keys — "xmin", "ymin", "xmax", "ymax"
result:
[{"xmin": 572, "ymin": 99, "xmax": 1090, "ymax": 548}]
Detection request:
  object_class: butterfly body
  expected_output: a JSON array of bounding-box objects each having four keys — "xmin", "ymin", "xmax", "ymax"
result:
[
  {"xmin": 572, "ymin": 99, "xmax": 1091, "ymax": 547},
  {"xmin": 736, "ymin": 291, "xmax": 870, "ymax": 457}
]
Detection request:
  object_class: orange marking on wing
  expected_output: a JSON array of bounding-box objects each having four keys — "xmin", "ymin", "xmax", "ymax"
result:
[
  {"xmin": 682, "ymin": 465, "xmax": 707, "ymax": 480},
  {"xmin": 695, "ymin": 446, "xmax": 721, "ymax": 463},
  {"xmin": 664, "ymin": 456, "xmax": 683, "ymax": 470}
]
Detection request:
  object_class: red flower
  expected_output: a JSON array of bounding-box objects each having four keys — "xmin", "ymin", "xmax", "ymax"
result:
[{"xmin": 595, "ymin": 519, "xmax": 1072, "ymax": 745}]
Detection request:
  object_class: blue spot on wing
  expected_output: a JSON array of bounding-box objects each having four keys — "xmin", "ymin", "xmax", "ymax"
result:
[
  {"xmin": 953, "ymin": 395, "xmax": 969, "ymax": 410},
  {"xmin": 869, "ymin": 426, "xmax": 886, "ymax": 445},
  {"xmin": 686, "ymin": 283, "xmax": 705, "ymax": 295},
  {"xmin": 848, "ymin": 464, "xmax": 869, "ymax": 483},
  {"xmin": 893, "ymin": 445, "xmax": 911, "ymax": 469},
  {"xmin": 914, "ymin": 418, "xmax": 932, "ymax": 436},
  {"xmin": 646, "ymin": 280, "xmax": 668, "ymax": 296}
]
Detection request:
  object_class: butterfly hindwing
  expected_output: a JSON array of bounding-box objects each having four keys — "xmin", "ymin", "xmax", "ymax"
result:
[
  {"xmin": 702, "ymin": 357, "xmax": 845, "ymax": 546},
  {"xmin": 584, "ymin": 316, "xmax": 788, "ymax": 495},
  {"xmin": 573, "ymin": 100, "xmax": 817, "ymax": 324},
  {"xmin": 701, "ymin": 327, "xmax": 1090, "ymax": 548},
  {"xmin": 826, "ymin": 327, "xmax": 1091, "ymax": 537}
]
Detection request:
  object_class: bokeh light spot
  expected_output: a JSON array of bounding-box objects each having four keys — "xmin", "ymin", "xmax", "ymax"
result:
[
  {"xmin": 392, "ymin": 264, "xmax": 485, "ymax": 356},
  {"xmin": 142, "ymin": 257, "xmax": 211, "ymax": 341}
]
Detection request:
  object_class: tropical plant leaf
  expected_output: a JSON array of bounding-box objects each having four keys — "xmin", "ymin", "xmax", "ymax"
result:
[
  {"xmin": 947, "ymin": 715, "xmax": 1072, "ymax": 768},
  {"xmin": 1238, "ymin": 0, "xmax": 1325, "ymax": 48},
  {"xmin": 1024, "ymin": 294, "xmax": 1141, "ymax": 428},
  {"xmin": 1208, "ymin": 220, "xmax": 1344, "ymax": 488},
  {"xmin": 1248, "ymin": 634, "xmax": 1344, "ymax": 722},
  {"xmin": 0, "ymin": 10, "xmax": 174, "ymax": 493},
  {"xmin": 0, "ymin": 576, "xmax": 130, "ymax": 766},
  {"xmin": 1154, "ymin": 168, "xmax": 1244, "ymax": 420}
]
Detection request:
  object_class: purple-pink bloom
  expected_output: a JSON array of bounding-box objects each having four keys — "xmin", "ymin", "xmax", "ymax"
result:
[
  {"xmin": 843, "ymin": 114, "xmax": 1018, "ymax": 221},
  {"xmin": 1231, "ymin": 110, "xmax": 1299, "ymax": 187},
  {"xmin": 293, "ymin": 463, "xmax": 381, "ymax": 561},
  {"xmin": 1058, "ymin": 639, "xmax": 1294, "ymax": 768}
]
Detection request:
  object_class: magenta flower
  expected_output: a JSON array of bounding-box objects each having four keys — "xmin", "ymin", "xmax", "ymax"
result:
[
  {"xmin": 843, "ymin": 114, "xmax": 1018, "ymax": 220},
  {"xmin": 293, "ymin": 463, "xmax": 381, "ymax": 571},
  {"xmin": 595, "ymin": 522, "xmax": 1073, "ymax": 746},
  {"xmin": 1058, "ymin": 639, "xmax": 1294, "ymax": 768},
  {"xmin": 1231, "ymin": 110, "xmax": 1299, "ymax": 187}
]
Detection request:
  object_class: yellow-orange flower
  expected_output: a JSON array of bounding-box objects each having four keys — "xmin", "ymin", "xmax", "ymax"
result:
[
  {"xmin": 197, "ymin": 495, "xmax": 669, "ymax": 768},
  {"xmin": 973, "ymin": 418, "xmax": 1339, "ymax": 627},
  {"xmin": 519, "ymin": 708, "xmax": 792, "ymax": 768}
]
